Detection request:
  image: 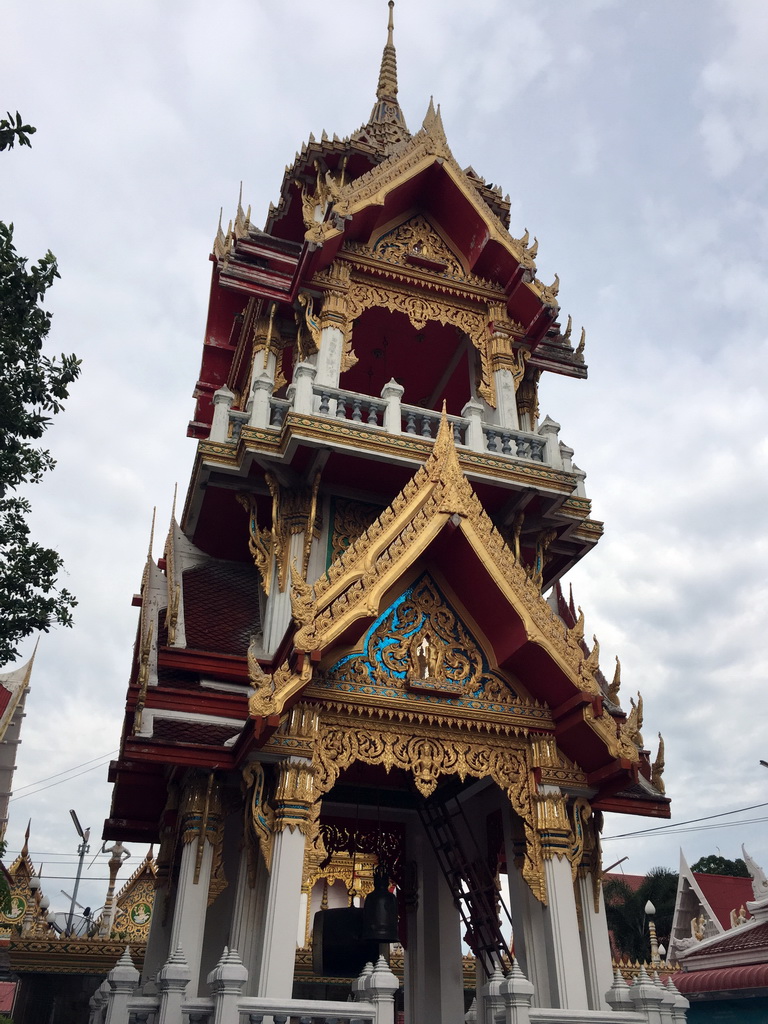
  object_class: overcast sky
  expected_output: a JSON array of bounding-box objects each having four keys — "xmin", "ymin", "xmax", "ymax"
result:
[{"xmin": 2, "ymin": 0, "xmax": 767, "ymax": 919}]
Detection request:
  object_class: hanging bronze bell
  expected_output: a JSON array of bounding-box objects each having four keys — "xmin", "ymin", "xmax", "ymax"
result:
[{"xmin": 361, "ymin": 864, "xmax": 399, "ymax": 942}]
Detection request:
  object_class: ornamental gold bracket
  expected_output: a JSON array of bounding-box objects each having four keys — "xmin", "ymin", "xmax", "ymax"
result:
[{"xmin": 242, "ymin": 762, "xmax": 275, "ymax": 874}]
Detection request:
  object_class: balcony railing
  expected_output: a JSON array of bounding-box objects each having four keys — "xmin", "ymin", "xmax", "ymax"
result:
[{"xmin": 209, "ymin": 368, "xmax": 571, "ymax": 476}]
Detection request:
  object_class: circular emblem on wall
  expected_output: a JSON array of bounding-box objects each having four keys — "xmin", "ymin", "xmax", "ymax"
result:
[
  {"xmin": 3, "ymin": 895, "xmax": 27, "ymax": 922},
  {"xmin": 129, "ymin": 902, "xmax": 152, "ymax": 926}
]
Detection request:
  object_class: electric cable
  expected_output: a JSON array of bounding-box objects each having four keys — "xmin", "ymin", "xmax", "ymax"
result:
[
  {"xmin": 11, "ymin": 749, "xmax": 119, "ymax": 795},
  {"xmin": 602, "ymin": 801, "xmax": 768, "ymax": 841},
  {"xmin": 10, "ymin": 756, "xmax": 116, "ymax": 803}
]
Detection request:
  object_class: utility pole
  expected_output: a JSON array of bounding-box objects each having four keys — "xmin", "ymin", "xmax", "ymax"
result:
[{"xmin": 66, "ymin": 809, "xmax": 90, "ymax": 936}]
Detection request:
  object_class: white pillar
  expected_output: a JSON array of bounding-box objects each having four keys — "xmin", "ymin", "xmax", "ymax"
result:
[
  {"xmin": 315, "ymin": 325, "xmax": 345, "ymax": 388},
  {"xmin": 502, "ymin": 808, "xmax": 551, "ymax": 1008},
  {"xmin": 537, "ymin": 416, "xmax": 563, "ymax": 469},
  {"xmin": 103, "ymin": 948, "xmax": 140, "ymax": 1024},
  {"xmin": 494, "ymin": 369, "xmax": 520, "ymax": 429},
  {"xmin": 405, "ymin": 823, "xmax": 464, "ymax": 1024},
  {"xmin": 541, "ymin": 854, "xmax": 589, "ymax": 1010},
  {"xmin": 156, "ymin": 947, "xmax": 191, "ymax": 1024},
  {"xmin": 287, "ymin": 361, "xmax": 317, "ymax": 414},
  {"xmin": 381, "ymin": 378, "xmax": 404, "ymax": 434},
  {"xmin": 249, "ymin": 372, "xmax": 274, "ymax": 428},
  {"xmin": 257, "ymin": 757, "xmax": 313, "ymax": 998},
  {"xmin": 208, "ymin": 947, "xmax": 248, "ymax": 1024},
  {"xmin": 263, "ymin": 531, "xmax": 305, "ymax": 655},
  {"xmin": 462, "ymin": 398, "xmax": 485, "ymax": 452},
  {"xmin": 210, "ymin": 386, "xmax": 235, "ymax": 442},
  {"xmin": 577, "ymin": 872, "xmax": 613, "ymax": 1010},
  {"xmin": 230, "ymin": 844, "xmax": 268, "ymax": 995}
]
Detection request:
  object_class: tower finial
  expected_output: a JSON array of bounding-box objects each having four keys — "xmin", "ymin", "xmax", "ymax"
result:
[{"xmin": 376, "ymin": 0, "xmax": 399, "ymax": 104}]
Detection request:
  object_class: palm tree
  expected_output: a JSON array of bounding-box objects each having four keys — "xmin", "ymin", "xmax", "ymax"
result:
[{"xmin": 604, "ymin": 867, "xmax": 678, "ymax": 961}]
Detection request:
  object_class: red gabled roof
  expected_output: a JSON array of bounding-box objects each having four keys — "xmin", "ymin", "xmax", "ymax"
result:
[
  {"xmin": 682, "ymin": 920, "xmax": 768, "ymax": 963},
  {"xmin": 693, "ymin": 873, "xmax": 755, "ymax": 929}
]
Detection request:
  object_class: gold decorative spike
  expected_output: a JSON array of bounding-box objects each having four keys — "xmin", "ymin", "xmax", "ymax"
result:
[
  {"xmin": 606, "ymin": 656, "xmax": 621, "ymax": 705},
  {"xmin": 570, "ymin": 606, "xmax": 585, "ymax": 645},
  {"xmin": 528, "ymin": 237, "xmax": 539, "ymax": 259},
  {"xmin": 290, "ymin": 560, "xmax": 316, "ymax": 630},
  {"xmin": 528, "ymin": 528, "xmax": 557, "ymax": 590},
  {"xmin": 563, "ymin": 314, "xmax": 573, "ymax": 343},
  {"xmin": 247, "ymin": 640, "xmax": 277, "ymax": 718},
  {"xmin": 622, "ymin": 691, "xmax": 644, "ymax": 749},
  {"xmin": 578, "ymin": 636, "xmax": 601, "ymax": 696},
  {"xmin": 652, "ymin": 733, "xmax": 665, "ymax": 795},
  {"xmin": 575, "ymin": 327, "xmax": 586, "ymax": 361}
]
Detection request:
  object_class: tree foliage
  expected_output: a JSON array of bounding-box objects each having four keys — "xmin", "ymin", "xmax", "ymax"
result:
[
  {"xmin": 604, "ymin": 867, "xmax": 678, "ymax": 962},
  {"xmin": 690, "ymin": 854, "xmax": 750, "ymax": 877},
  {"xmin": 0, "ymin": 121, "xmax": 81, "ymax": 663}
]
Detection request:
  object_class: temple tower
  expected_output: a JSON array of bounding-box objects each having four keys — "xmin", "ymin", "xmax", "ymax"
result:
[{"xmin": 105, "ymin": 6, "xmax": 670, "ymax": 1019}]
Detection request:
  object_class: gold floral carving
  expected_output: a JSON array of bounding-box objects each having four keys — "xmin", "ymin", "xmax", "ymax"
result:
[
  {"xmin": 343, "ymin": 276, "xmax": 496, "ymax": 407},
  {"xmin": 266, "ymin": 471, "xmax": 322, "ymax": 591},
  {"xmin": 314, "ymin": 261, "xmax": 358, "ymax": 372},
  {"xmin": 132, "ymin": 619, "xmax": 153, "ymax": 735},
  {"xmin": 295, "ymin": 292, "xmax": 321, "ymax": 360},
  {"xmin": 329, "ymin": 498, "xmax": 382, "ymax": 563},
  {"xmin": 533, "ymin": 790, "xmax": 572, "ymax": 862},
  {"xmin": 237, "ymin": 493, "xmax": 273, "ymax": 596},
  {"xmin": 242, "ymin": 762, "xmax": 275, "ymax": 875},
  {"xmin": 516, "ymin": 369, "xmax": 542, "ymax": 430},
  {"xmin": 571, "ymin": 798, "xmax": 602, "ymax": 912},
  {"xmin": 577, "ymin": 635, "xmax": 602, "ymax": 696},
  {"xmin": 179, "ymin": 774, "xmax": 223, "ymax": 888},
  {"xmin": 372, "ymin": 214, "xmax": 465, "ymax": 278},
  {"xmin": 312, "ymin": 713, "xmax": 546, "ymax": 903}
]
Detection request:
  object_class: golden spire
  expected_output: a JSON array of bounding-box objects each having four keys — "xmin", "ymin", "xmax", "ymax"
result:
[{"xmin": 361, "ymin": 1, "xmax": 410, "ymax": 150}]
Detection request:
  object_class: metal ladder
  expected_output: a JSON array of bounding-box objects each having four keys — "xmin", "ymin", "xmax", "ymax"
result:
[{"xmin": 417, "ymin": 786, "xmax": 514, "ymax": 976}]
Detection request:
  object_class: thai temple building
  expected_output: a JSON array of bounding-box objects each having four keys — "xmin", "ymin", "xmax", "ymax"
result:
[{"xmin": 100, "ymin": 5, "xmax": 684, "ymax": 1022}]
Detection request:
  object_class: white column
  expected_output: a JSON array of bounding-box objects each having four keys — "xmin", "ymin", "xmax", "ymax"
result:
[
  {"xmin": 462, "ymin": 398, "xmax": 485, "ymax": 452},
  {"xmin": 263, "ymin": 532, "xmax": 304, "ymax": 655},
  {"xmin": 287, "ymin": 361, "xmax": 317, "ymax": 414},
  {"xmin": 257, "ymin": 758, "xmax": 313, "ymax": 998},
  {"xmin": 537, "ymin": 417, "xmax": 563, "ymax": 469},
  {"xmin": 404, "ymin": 823, "xmax": 464, "ymax": 1024},
  {"xmin": 502, "ymin": 808, "xmax": 551, "ymax": 1008},
  {"xmin": 249, "ymin": 372, "xmax": 274, "ymax": 428},
  {"xmin": 541, "ymin": 854, "xmax": 589, "ymax": 1010},
  {"xmin": 210, "ymin": 386, "xmax": 235, "ymax": 442},
  {"xmin": 577, "ymin": 872, "xmax": 613, "ymax": 1010},
  {"xmin": 494, "ymin": 369, "xmax": 520, "ymax": 429},
  {"xmin": 381, "ymin": 378, "xmax": 404, "ymax": 434},
  {"xmin": 169, "ymin": 836, "xmax": 213, "ymax": 995},
  {"xmin": 230, "ymin": 845, "xmax": 268, "ymax": 995},
  {"xmin": 315, "ymin": 325, "xmax": 344, "ymax": 388}
]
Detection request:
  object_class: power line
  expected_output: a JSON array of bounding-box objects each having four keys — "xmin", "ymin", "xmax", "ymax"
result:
[
  {"xmin": 12, "ymin": 750, "xmax": 119, "ymax": 795},
  {"xmin": 602, "ymin": 801, "xmax": 768, "ymax": 842},
  {"xmin": 10, "ymin": 757, "xmax": 116, "ymax": 803}
]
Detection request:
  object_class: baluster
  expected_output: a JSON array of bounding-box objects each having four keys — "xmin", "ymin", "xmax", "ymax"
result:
[
  {"xmin": 318, "ymin": 391, "xmax": 330, "ymax": 415},
  {"xmin": 501, "ymin": 432, "xmax": 513, "ymax": 455},
  {"xmin": 271, "ymin": 404, "xmax": 285, "ymax": 428},
  {"xmin": 248, "ymin": 1016, "xmax": 264, "ymax": 1024},
  {"xmin": 352, "ymin": 397, "xmax": 363, "ymax": 422},
  {"xmin": 515, "ymin": 437, "xmax": 529, "ymax": 458},
  {"xmin": 420, "ymin": 415, "xmax": 433, "ymax": 438},
  {"xmin": 452, "ymin": 421, "xmax": 462, "ymax": 445},
  {"xmin": 405, "ymin": 411, "xmax": 417, "ymax": 434},
  {"xmin": 486, "ymin": 430, "xmax": 499, "ymax": 452},
  {"xmin": 272, "ymin": 1016, "xmax": 288, "ymax": 1024},
  {"xmin": 531, "ymin": 439, "xmax": 545, "ymax": 462},
  {"xmin": 367, "ymin": 402, "xmax": 378, "ymax": 425},
  {"xmin": 336, "ymin": 396, "xmax": 347, "ymax": 420}
]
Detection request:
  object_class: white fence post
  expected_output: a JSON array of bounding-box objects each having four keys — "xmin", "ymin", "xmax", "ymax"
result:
[
  {"xmin": 498, "ymin": 960, "xmax": 533, "ymax": 1024},
  {"xmin": 381, "ymin": 378, "xmax": 404, "ymax": 434},
  {"xmin": 629, "ymin": 966, "xmax": 665, "ymax": 1024},
  {"xmin": 605, "ymin": 967, "xmax": 634, "ymax": 1013},
  {"xmin": 208, "ymin": 946, "xmax": 248, "ymax": 1024},
  {"xmin": 103, "ymin": 948, "xmax": 140, "ymax": 1024},
  {"xmin": 250, "ymin": 371, "xmax": 274, "ymax": 428},
  {"xmin": 210, "ymin": 386, "xmax": 235, "ymax": 442},
  {"xmin": 352, "ymin": 960, "xmax": 375, "ymax": 1001},
  {"xmin": 666, "ymin": 977, "xmax": 689, "ymax": 1022},
  {"xmin": 461, "ymin": 399, "xmax": 485, "ymax": 452},
  {"xmin": 157, "ymin": 946, "xmax": 191, "ymax": 1024},
  {"xmin": 88, "ymin": 978, "xmax": 109, "ymax": 1024},
  {"xmin": 367, "ymin": 955, "xmax": 398, "ymax": 1024},
  {"xmin": 479, "ymin": 965, "xmax": 505, "ymax": 1024}
]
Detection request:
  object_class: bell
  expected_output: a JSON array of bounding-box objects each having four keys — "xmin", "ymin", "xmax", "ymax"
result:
[{"xmin": 361, "ymin": 864, "xmax": 399, "ymax": 942}]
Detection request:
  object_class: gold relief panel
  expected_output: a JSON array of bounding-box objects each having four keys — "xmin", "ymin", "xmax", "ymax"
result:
[
  {"xmin": 371, "ymin": 214, "xmax": 466, "ymax": 279},
  {"xmin": 328, "ymin": 497, "xmax": 384, "ymax": 565},
  {"xmin": 319, "ymin": 573, "xmax": 517, "ymax": 708},
  {"xmin": 311, "ymin": 711, "xmax": 547, "ymax": 904}
]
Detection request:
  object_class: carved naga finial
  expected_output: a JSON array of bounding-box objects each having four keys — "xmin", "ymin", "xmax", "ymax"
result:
[
  {"xmin": 624, "ymin": 691, "xmax": 644, "ymax": 749},
  {"xmin": 651, "ymin": 733, "xmax": 665, "ymax": 794},
  {"xmin": 247, "ymin": 639, "xmax": 277, "ymax": 718},
  {"xmin": 606, "ymin": 656, "xmax": 621, "ymax": 705},
  {"xmin": 575, "ymin": 327, "xmax": 586, "ymax": 361}
]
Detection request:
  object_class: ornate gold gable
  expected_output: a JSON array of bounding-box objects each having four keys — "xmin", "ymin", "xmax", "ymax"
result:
[{"xmin": 266, "ymin": 415, "xmax": 640, "ymax": 768}]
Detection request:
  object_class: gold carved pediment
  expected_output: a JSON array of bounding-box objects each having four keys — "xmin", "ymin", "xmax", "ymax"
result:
[{"xmin": 371, "ymin": 214, "xmax": 466, "ymax": 279}]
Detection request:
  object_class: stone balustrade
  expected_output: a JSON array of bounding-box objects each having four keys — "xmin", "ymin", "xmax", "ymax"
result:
[{"xmin": 210, "ymin": 375, "xmax": 560, "ymax": 470}]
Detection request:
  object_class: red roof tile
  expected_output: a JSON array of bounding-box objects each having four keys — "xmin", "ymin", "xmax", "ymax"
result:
[
  {"xmin": 673, "ymin": 961, "xmax": 768, "ymax": 994},
  {"xmin": 151, "ymin": 718, "xmax": 241, "ymax": 746},
  {"xmin": 183, "ymin": 559, "xmax": 261, "ymax": 656},
  {"xmin": 682, "ymin": 921, "xmax": 768, "ymax": 961},
  {"xmin": 693, "ymin": 873, "xmax": 755, "ymax": 929}
]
